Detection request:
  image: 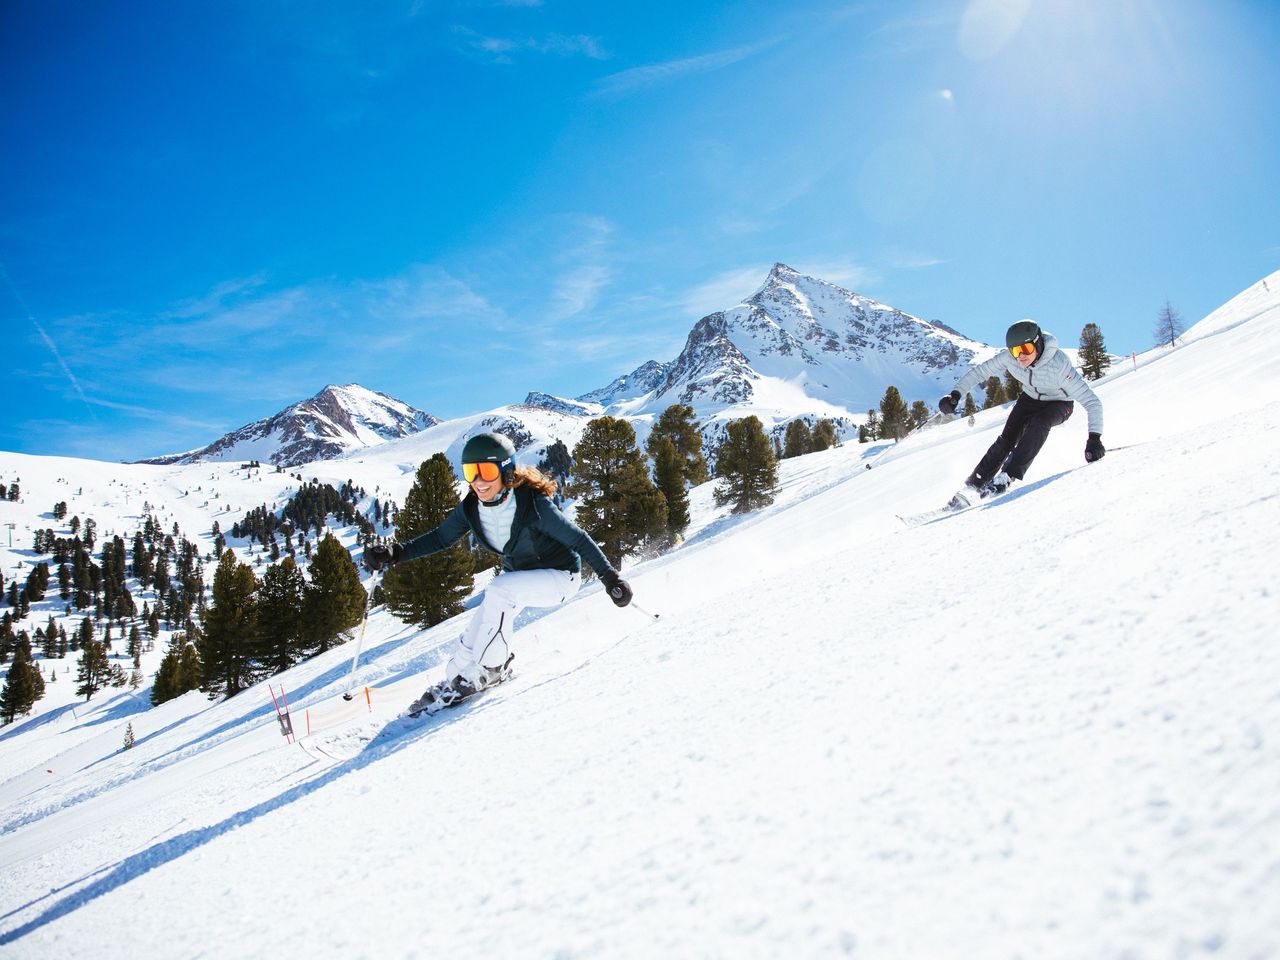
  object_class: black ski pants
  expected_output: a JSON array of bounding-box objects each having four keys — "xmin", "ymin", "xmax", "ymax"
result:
[{"xmin": 971, "ymin": 393, "xmax": 1074, "ymax": 483}]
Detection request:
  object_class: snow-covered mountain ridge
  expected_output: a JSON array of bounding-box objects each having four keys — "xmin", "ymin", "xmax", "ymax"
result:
[
  {"xmin": 138, "ymin": 383, "xmax": 439, "ymax": 468},
  {"xmin": 509, "ymin": 263, "xmax": 996, "ymax": 456},
  {"xmin": 1, "ymin": 268, "xmax": 1279, "ymax": 957},
  {"xmin": 568, "ymin": 262, "xmax": 990, "ymax": 428}
]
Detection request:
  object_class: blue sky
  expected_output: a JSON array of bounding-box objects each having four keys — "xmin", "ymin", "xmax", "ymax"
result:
[{"xmin": 3, "ymin": 0, "xmax": 1278, "ymax": 462}]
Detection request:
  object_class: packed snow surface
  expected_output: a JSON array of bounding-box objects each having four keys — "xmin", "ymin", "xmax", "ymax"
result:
[{"xmin": 1, "ymin": 271, "xmax": 1278, "ymax": 958}]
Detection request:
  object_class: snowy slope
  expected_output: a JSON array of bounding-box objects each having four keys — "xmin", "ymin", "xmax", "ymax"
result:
[{"xmin": 1, "ymin": 269, "xmax": 1279, "ymax": 958}]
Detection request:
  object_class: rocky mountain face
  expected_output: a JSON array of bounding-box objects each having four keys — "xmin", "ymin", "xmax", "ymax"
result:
[
  {"xmin": 524, "ymin": 263, "xmax": 992, "ymax": 451},
  {"xmin": 642, "ymin": 263, "xmax": 983, "ymax": 412},
  {"xmin": 574, "ymin": 361, "xmax": 671, "ymax": 407},
  {"xmin": 139, "ymin": 384, "xmax": 439, "ymax": 468}
]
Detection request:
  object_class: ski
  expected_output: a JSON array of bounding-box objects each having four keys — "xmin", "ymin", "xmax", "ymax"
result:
[
  {"xmin": 405, "ymin": 658, "xmax": 516, "ymax": 718},
  {"xmin": 899, "ymin": 445, "xmax": 1141, "ymax": 528},
  {"xmin": 404, "ymin": 682, "xmax": 486, "ymax": 719},
  {"xmin": 897, "ymin": 482, "xmax": 1012, "ymax": 527}
]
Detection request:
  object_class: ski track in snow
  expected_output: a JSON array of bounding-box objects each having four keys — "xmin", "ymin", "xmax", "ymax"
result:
[{"xmin": 1, "ymin": 273, "xmax": 1279, "ymax": 958}]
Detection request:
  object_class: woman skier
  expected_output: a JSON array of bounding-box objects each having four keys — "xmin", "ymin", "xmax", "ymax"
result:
[
  {"xmin": 364, "ymin": 431, "xmax": 633, "ymax": 715},
  {"xmin": 939, "ymin": 319, "xmax": 1105, "ymax": 506}
]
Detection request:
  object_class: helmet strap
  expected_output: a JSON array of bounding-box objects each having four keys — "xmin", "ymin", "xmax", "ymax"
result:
[{"xmin": 479, "ymin": 483, "xmax": 512, "ymax": 507}]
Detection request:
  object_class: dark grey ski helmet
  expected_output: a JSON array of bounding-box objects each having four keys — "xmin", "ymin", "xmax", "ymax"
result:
[
  {"xmin": 1005, "ymin": 319, "xmax": 1043, "ymax": 356},
  {"xmin": 1005, "ymin": 320, "xmax": 1041, "ymax": 348},
  {"xmin": 461, "ymin": 432, "xmax": 516, "ymax": 480}
]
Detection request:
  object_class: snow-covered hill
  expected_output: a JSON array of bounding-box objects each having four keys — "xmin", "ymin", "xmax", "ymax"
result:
[
  {"xmin": 1, "ymin": 268, "xmax": 1278, "ymax": 958},
  {"xmin": 138, "ymin": 383, "xmax": 440, "ymax": 467}
]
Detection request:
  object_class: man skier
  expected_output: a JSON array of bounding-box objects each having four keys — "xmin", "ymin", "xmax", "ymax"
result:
[
  {"xmin": 364, "ymin": 432, "xmax": 632, "ymax": 716},
  {"xmin": 939, "ymin": 319, "xmax": 1105, "ymax": 506}
]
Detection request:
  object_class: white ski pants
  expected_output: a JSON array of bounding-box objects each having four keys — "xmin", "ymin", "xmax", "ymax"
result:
[{"xmin": 446, "ymin": 568, "xmax": 580, "ymax": 682}]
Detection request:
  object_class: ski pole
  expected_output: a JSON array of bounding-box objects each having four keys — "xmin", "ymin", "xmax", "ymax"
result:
[
  {"xmin": 342, "ymin": 569, "xmax": 382, "ymax": 701},
  {"xmin": 628, "ymin": 601, "xmax": 660, "ymax": 621}
]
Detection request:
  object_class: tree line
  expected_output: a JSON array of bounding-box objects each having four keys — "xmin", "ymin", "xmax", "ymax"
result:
[{"xmin": 150, "ymin": 533, "xmax": 369, "ymax": 705}]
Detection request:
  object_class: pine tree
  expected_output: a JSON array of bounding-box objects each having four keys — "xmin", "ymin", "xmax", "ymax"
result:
[
  {"xmin": 75, "ymin": 638, "xmax": 111, "ymax": 700},
  {"xmin": 879, "ymin": 386, "xmax": 911, "ymax": 440},
  {"xmin": 647, "ymin": 405, "xmax": 709, "ymax": 485},
  {"xmin": 257, "ymin": 557, "xmax": 308, "ymax": 673},
  {"xmin": 783, "ymin": 419, "xmax": 813, "ymax": 458},
  {"xmin": 714, "ymin": 416, "xmax": 778, "ymax": 514},
  {"xmin": 1002, "ymin": 370, "xmax": 1023, "ymax": 400},
  {"xmin": 650, "ymin": 436, "xmax": 690, "ymax": 546},
  {"xmin": 128, "ymin": 624, "xmax": 142, "ymax": 667},
  {"xmin": 302, "ymin": 534, "xmax": 368, "ymax": 655},
  {"xmin": 0, "ymin": 641, "xmax": 40, "ymax": 723},
  {"xmin": 123, "ymin": 722, "xmax": 135, "ymax": 750},
  {"xmin": 963, "ymin": 392, "xmax": 978, "ymax": 419},
  {"xmin": 1078, "ymin": 322, "xmax": 1112, "ymax": 380},
  {"xmin": 1154, "ymin": 300, "xmax": 1184, "ymax": 348},
  {"xmin": 865, "ymin": 409, "xmax": 879, "ymax": 441},
  {"xmin": 811, "ymin": 419, "xmax": 838, "ymax": 451},
  {"xmin": 569, "ymin": 417, "xmax": 668, "ymax": 569},
  {"xmin": 537, "ymin": 439, "xmax": 573, "ymax": 491},
  {"xmin": 78, "ymin": 616, "xmax": 94, "ymax": 651},
  {"xmin": 151, "ymin": 633, "xmax": 202, "ymax": 706},
  {"xmin": 199, "ymin": 550, "xmax": 260, "ymax": 698},
  {"xmin": 982, "ymin": 376, "xmax": 1007, "ymax": 409},
  {"xmin": 909, "ymin": 401, "xmax": 930, "ymax": 430},
  {"xmin": 383, "ymin": 455, "xmax": 473, "ymax": 630}
]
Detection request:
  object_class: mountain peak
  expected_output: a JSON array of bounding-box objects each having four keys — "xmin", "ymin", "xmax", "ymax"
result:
[
  {"xmin": 138, "ymin": 383, "xmax": 440, "ymax": 467},
  {"xmin": 572, "ymin": 263, "xmax": 989, "ymax": 445}
]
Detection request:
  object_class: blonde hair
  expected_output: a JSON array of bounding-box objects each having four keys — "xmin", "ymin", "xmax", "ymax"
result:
[{"xmin": 511, "ymin": 465, "xmax": 558, "ymax": 498}]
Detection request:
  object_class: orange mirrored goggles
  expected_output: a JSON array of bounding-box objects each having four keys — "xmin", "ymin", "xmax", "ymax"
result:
[
  {"xmin": 462, "ymin": 461, "xmax": 504, "ymax": 483},
  {"xmin": 1009, "ymin": 341, "xmax": 1037, "ymax": 359}
]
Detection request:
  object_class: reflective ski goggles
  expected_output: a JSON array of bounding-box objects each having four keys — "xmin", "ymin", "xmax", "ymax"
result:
[
  {"xmin": 462, "ymin": 461, "xmax": 504, "ymax": 483},
  {"xmin": 1009, "ymin": 341, "xmax": 1037, "ymax": 359}
]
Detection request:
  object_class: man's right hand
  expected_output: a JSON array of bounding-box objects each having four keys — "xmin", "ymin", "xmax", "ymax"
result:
[{"xmin": 938, "ymin": 389, "xmax": 962, "ymax": 415}]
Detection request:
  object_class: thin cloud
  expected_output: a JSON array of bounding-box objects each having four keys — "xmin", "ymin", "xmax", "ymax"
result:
[
  {"xmin": 592, "ymin": 42, "xmax": 770, "ymax": 97},
  {"xmin": 1, "ymin": 262, "xmax": 97, "ymax": 420},
  {"xmin": 79, "ymin": 266, "xmax": 513, "ymax": 418},
  {"xmin": 454, "ymin": 26, "xmax": 607, "ymax": 64},
  {"xmin": 678, "ymin": 265, "xmax": 773, "ymax": 319},
  {"xmin": 880, "ymin": 246, "xmax": 948, "ymax": 271},
  {"xmin": 552, "ymin": 263, "xmax": 611, "ymax": 320},
  {"xmin": 801, "ymin": 260, "xmax": 880, "ymax": 292},
  {"xmin": 548, "ymin": 217, "xmax": 615, "ymax": 321}
]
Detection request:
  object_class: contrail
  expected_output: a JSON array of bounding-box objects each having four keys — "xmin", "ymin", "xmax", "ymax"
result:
[{"xmin": 0, "ymin": 260, "xmax": 98, "ymax": 420}]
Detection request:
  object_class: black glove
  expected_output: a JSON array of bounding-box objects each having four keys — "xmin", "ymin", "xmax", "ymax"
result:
[
  {"xmin": 938, "ymin": 389, "xmax": 962, "ymax": 416},
  {"xmin": 600, "ymin": 569, "xmax": 633, "ymax": 608},
  {"xmin": 364, "ymin": 543, "xmax": 403, "ymax": 572},
  {"xmin": 1085, "ymin": 433, "xmax": 1105, "ymax": 463}
]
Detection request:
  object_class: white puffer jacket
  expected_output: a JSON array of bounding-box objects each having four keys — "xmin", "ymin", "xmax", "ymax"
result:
[{"xmin": 955, "ymin": 332, "xmax": 1104, "ymax": 434}]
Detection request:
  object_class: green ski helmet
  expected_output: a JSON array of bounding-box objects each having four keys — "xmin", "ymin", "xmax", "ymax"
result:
[
  {"xmin": 1005, "ymin": 319, "xmax": 1044, "ymax": 357},
  {"xmin": 461, "ymin": 432, "xmax": 517, "ymax": 484}
]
